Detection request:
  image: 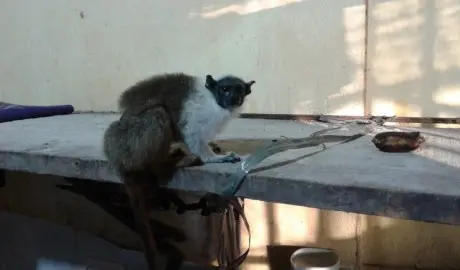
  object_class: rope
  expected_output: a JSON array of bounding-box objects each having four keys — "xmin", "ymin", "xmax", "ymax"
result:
[{"xmin": 210, "ymin": 124, "xmax": 367, "ymax": 269}]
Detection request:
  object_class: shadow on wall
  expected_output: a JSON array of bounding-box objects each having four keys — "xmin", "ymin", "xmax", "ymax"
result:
[
  {"xmin": 0, "ymin": 172, "xmax": 220, "ymax": 270},
  {"xmin": 0, "ymin": 0, "xmax": 365, "ymax": 115},
  {"xmin": 366, "ymin": 0, "xmax": 460, "ymax": 121},
  {"xmin": 0, "ymin": 212, "xmax": 211, "ymax": 270}
]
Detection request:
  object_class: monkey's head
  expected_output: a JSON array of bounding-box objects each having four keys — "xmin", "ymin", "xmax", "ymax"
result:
[{"xmin": 205, "ymin": 74, "xmax": 255, "ymax": 110}]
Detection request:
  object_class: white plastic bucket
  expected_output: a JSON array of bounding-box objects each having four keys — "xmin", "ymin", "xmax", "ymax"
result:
[{"xmin": 290, "ymin": 247, "xmax": 340, "ymax": 270}]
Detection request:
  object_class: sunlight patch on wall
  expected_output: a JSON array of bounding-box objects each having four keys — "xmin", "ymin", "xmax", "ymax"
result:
[
  {"xmin": 360, "ymin": 215, "xmax": 398, "ymax": 233},
  {"xmin": 241, "ymin": 261, "xmax": 269, "ymax": 270},
  {"xmin": 438, "ymin": 112, "xmax": 458, "ymax": 118},
  {"xmin": 370, "ymin": 0, "xmax": 424, "ymax": 86},
  {"xmin": 371, "ymin": 98, "xmax": 421, "ymax": 117},
  {"xmin": 298, "ymin": 3, "xmax": 367, "ymax": 117},
  {"xmin": 197, "ymin": 0, "xmax": 307, "ymax": 18},
  {"xmin": 371, "ymin": 100, "xmax": 395, "ymax": 116},
  {"xmin": 274, "ymin": 204, "xmax": 320, "ymax": 244},
  {"xmin": 320, "ymin": 211, "xmax": 357, "ymax": 240},
  {"xmin": 329, "ymin": 102, "xmax": 363, "ymax": 116},
  {"xmin": 344, "ymin": 5, "xmax": 366, "ymax": 65},
  {"xmin": 432, "ymin": 86, "xmax": 460, "ymax": 107},
  {"xmin": 291, "ymin": 3, "xmax": 366, "ymax": 116},
  {"xmin": 434, "ymin": 0, "xmax": 460, "ymax": 71},
  {"xmin": 330, "ymin": 4, "xmax": 366, "ymax": 116},
  {"xmin": 240, "ymin": 200, "xmax": 270, "ymax": 257}
]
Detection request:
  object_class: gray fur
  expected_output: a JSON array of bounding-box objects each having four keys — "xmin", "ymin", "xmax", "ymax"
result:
[
  {"xmin": 118, "ymin": 73, "xmax": 195, "ymax": 137},
  {"xmin": 103, "ymin": 100, "xmax": 174, "ymax": 181},
  {"xmin": 107, "ymin": 72, "xmax": 255, "ymax": 165}
]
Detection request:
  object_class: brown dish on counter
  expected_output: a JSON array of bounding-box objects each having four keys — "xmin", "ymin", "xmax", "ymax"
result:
[{"xmin": 372, "ymin": 131, "xmax": 425, "ymax": 153}]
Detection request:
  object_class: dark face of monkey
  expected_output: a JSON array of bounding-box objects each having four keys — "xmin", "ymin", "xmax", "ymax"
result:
[{"xmin": 205, "ymin": 75, "xmax": 255, "ymax": 109}]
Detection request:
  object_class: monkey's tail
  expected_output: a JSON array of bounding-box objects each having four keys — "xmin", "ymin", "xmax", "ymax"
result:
[{"xmin": 122, "ymin": 171, "xmax": 160, "ymax": 270}]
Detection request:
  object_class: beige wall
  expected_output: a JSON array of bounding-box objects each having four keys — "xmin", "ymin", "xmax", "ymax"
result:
[
  {"xmin": 1, "ymin": 0, "xmax": 459, "ymax": 117},
  {"xmin": 240, "ymin": 200, "xmax": 460, "ymax": 270},
  {"xmin": 0, "ymin": 0, "xmax": 367, "ymax": 115},
  {"xmin": 367, "ymin": 0, "xmax": 460, "ymax": 118},
  {"xmin": 1, "ymin": 0, "xmax": 458, "ymax": 117}
]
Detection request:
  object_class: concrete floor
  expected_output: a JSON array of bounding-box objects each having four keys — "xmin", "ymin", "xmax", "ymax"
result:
[{"xmin": 0, "ymin": 211, "xmax": 210, "ymax": 270}]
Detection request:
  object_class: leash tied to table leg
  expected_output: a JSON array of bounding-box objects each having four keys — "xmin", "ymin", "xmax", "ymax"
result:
[{"xmin": 179, "ymin": 126, "xmax": 366, "ymax": 269}]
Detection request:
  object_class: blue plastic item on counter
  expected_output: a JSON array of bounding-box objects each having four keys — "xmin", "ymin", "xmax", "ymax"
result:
[{"xmin": 0, "ymin": 102, "xmax": 74, "ymax": 123}]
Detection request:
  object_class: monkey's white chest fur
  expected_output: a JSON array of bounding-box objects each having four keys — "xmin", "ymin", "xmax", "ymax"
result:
[{"xmin": 179, "ymin": 83, "xmax": 240, "ymax": 162}]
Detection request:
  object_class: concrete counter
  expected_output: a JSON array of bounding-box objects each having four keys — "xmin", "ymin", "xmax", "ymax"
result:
[{"xmin": 1, "ymin": 113, "xmax": 460, "ymax": 225}]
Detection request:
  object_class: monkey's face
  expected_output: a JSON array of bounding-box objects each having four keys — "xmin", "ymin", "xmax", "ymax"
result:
[
  {"xmin": 218, "ymin": 82, "xmax": 248, "ymax": 107},
  {"xmin": 205, "ymin": 75, "xmax": 256, "ymax": 109}
]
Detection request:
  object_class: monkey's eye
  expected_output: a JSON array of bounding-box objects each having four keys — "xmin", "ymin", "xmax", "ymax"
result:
[
  {"xmin": 222, "ymin": 87, "xmax": 231, "ymax": 96},
  {"xmin": 234, "ymin": 85, "xmax": 243, "ymax": 92}
]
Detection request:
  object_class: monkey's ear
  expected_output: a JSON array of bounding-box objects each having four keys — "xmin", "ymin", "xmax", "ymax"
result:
[
  {"xmin": 205, "ymin": 75, "xmax": 217, "ymax": 89},
  {"xmin": 245, "ymin": 80, "xmax": 256, "ymax": 95}
]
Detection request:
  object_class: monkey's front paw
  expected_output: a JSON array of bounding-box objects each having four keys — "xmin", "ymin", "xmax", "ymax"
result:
[
  {"xmin": 222, "ymin": 152, "xmax": 241, "ymax": 163},
  {"xmin": 206, "ymin": 152, "xmax": 241, "ymax": 164},
  {"xmin": 175, "ymin": 155, "xmax": 204, "ymax": 168}
]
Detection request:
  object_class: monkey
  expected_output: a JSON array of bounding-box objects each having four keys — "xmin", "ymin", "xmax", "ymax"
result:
[
  {"xmin": 102, "ymin": 72, "xmax": 255, "ymax": 269},
  {"xmin": 116, "ymin": 72, "xmax": 255, "ymax": 163}
]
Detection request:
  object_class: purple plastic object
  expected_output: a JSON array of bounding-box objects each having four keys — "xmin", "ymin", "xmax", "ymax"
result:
[{"xmin": 0, "ymin": 102, "xmax": 74, "ymax": 123}]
